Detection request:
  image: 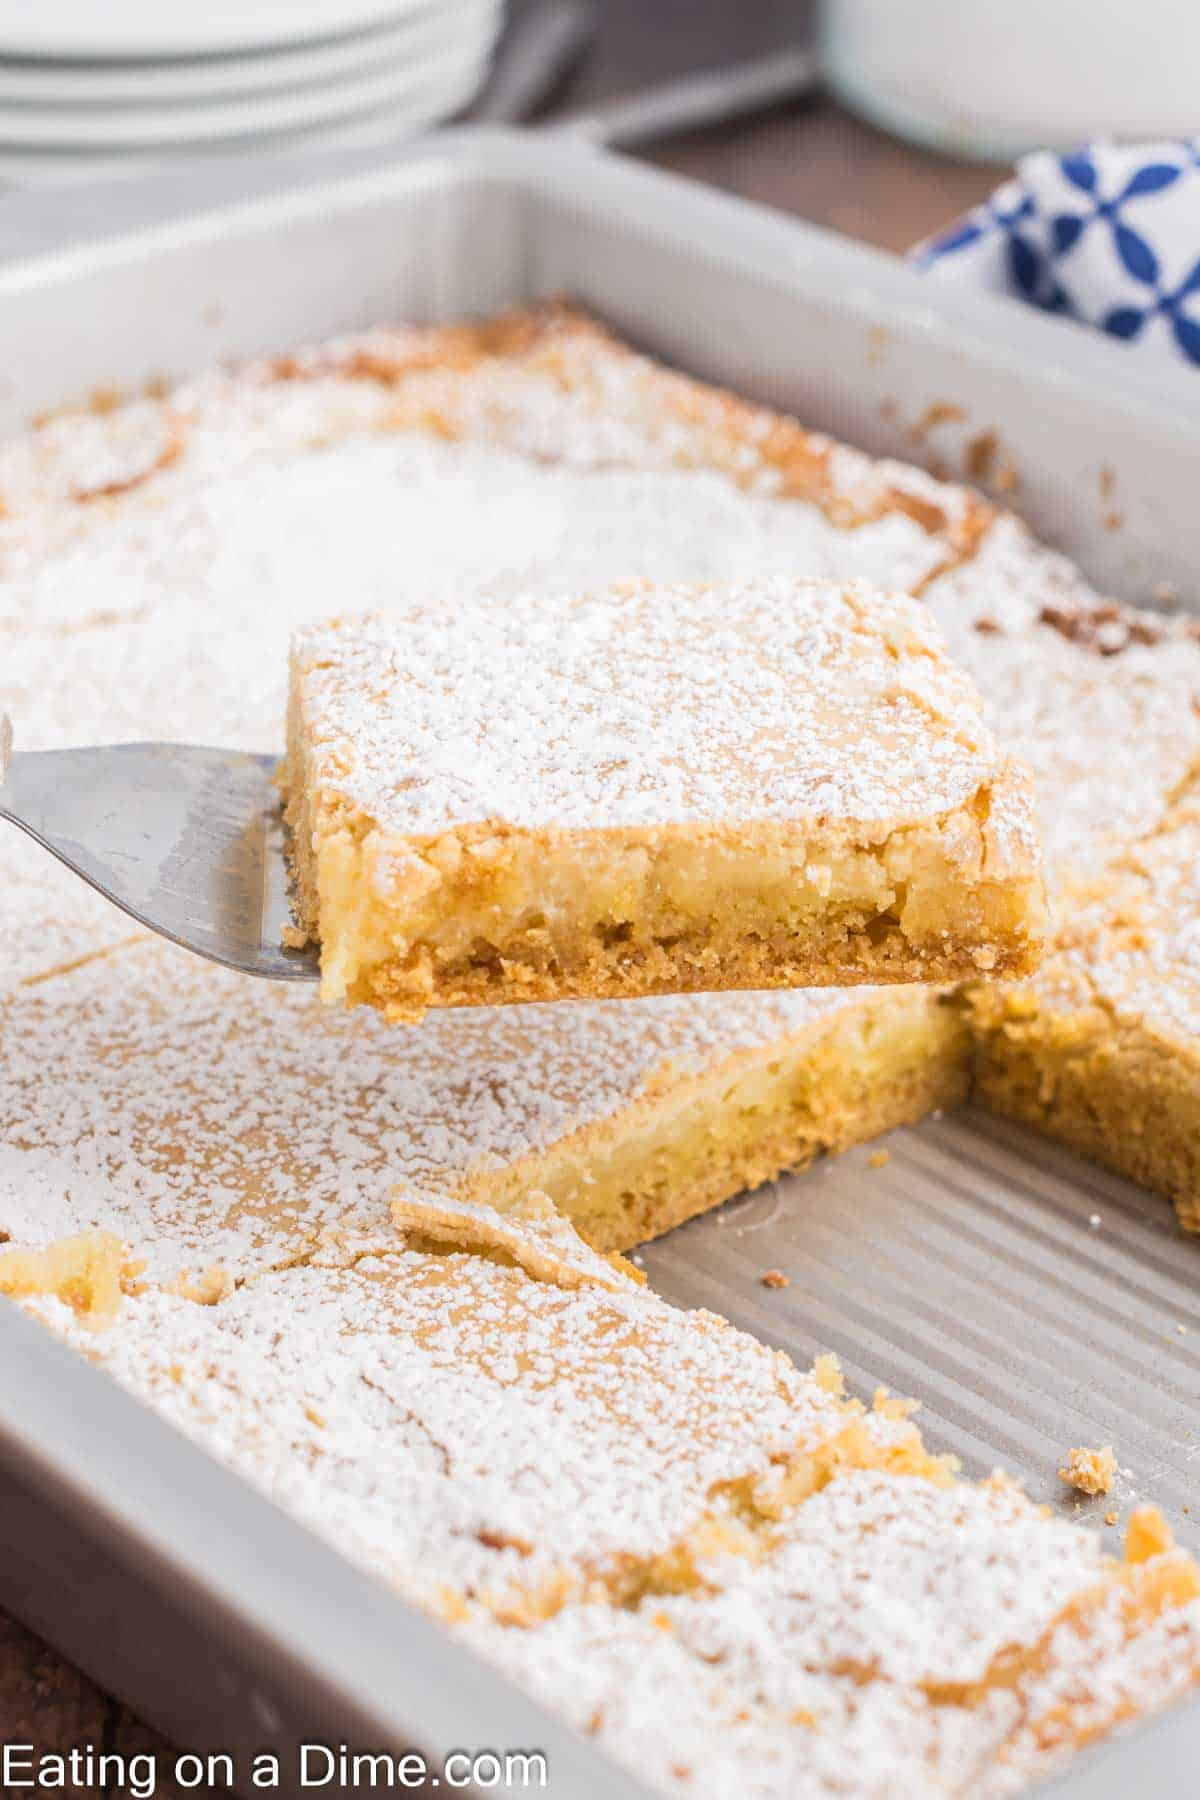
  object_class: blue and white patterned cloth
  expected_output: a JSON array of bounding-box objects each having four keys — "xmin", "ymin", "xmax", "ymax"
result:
[{"xmin": 916, "ymin": 141, "xmax": 1200, "ymax": 367}]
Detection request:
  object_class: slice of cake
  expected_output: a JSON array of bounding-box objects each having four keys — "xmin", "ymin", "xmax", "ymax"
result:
[{"xmin": 283, "ymin": 580, "xmax": 1046, "ymax": 1020}]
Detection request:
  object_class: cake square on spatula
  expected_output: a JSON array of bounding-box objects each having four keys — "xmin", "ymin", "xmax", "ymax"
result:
[{"xmin": 283, "ymin": 577, "xmax": 1046, "ymax": 1019}]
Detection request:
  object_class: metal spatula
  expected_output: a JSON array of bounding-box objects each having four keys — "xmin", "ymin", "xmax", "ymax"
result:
[{"xmin": 0, "ymin": 716, "xmax": 317, "ymax": 981}]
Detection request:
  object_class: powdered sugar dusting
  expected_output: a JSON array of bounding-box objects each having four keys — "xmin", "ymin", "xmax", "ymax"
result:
[
  {"xmin": 462, "ymin": 1474, "xmax": 1200, "ymax": 1798},
  {"xmin": 21, "ymin": 1253, "xmax": 860, "ymax": 1620},
  {"xmin": 928, "ymin": 513, "xmax": 1200, "ymax": 1061},
  {"xmin": 43, "ymin": 1253, "xmax": 1177, "ymax": 1800},
  {"xmin": 0, "ymin": 933, "xmax": 856, "ymax": 1283},
  {"xmin": 1017, "ymin": 799, "xmax": 1200, "ymax": 1048},
  {"xmin": 926, "ymin": 515, "xmax": 1200, "ymax": 878},
  {"xmin": 656, "ymin": 1471, "xmax": 1103, "ymax": 1693},
  {"xmin": 293, "ymin": 580, "xmax": 998, "ymax": 836}
]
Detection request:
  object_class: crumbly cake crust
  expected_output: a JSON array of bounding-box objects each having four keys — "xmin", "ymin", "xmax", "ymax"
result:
[
  {"xmin": 284, "ymin": 583, "xmax": 1045, "ymax": 1017},
  {"xmin": 923, "ymin": 513, "xmax": 1200, "ymax": 1234},
  {"xmin": 2, "ymin": 299, "xmax": 1199, "ymax": 1794},
  {"xmin": 0, "ymin": 1229, "xmax": 138, "ymax": 1327}
]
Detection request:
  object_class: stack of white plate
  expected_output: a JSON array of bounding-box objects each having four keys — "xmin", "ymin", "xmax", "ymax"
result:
[{"xmin": 0, "ymin": 0, "xmax": 503, "ymax": 180}]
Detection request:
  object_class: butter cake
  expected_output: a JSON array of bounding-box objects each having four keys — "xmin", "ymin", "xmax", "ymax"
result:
[{"xmin": 283, "ymin": 584, "xmax": 1045, "ymax": 1019}]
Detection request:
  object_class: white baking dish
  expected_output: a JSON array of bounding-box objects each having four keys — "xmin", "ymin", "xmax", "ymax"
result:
[{"xmin": 0, "ymin": 130, "xmax": 1197, "ymax": 1796}]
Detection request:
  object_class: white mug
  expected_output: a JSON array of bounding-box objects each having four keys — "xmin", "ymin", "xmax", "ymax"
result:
[{"xmin": 820, "ymin": 0, "xmax": 1199, "ymax": 161}]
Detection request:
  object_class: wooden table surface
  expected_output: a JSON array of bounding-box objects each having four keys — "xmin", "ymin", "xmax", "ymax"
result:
[{"xmin": 0, "ymin": 5, "xmax": 1000, "ymax": 1787}]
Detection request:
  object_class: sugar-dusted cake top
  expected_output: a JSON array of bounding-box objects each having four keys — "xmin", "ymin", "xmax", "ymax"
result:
[
  {"xmin": 925, "ymin": 514, "xmax": 1200, "ymax": 880},
  {"xmin": 292, "ymin": 578, "xmax": 1024, "ymax": 838},
  {"xmin": 0, "ymin": 933, "xmax": 861, "ymax": 1284},
  {"xmin": 1013, "ymin": 789, "xmax": 1200, "ymax": 1052},
  {"xmin": 20, "ymin": 1252, "xmax": 882, "ymax": 1621}
]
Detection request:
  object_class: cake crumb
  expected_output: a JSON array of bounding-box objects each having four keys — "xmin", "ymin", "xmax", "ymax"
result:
[
  {"xmin": 175, "ymin": 1263, "xmax": 233, "ymax": 1307},
  {"xmin": 281, "ymin": 922, "xmax": 310, "ymax": 950},
  {"xmin": 912, "ymin": 400, "xmax": 965, "ymax": 441},
  {"xmin": 812, "ymin": 1353, "xmax": 844, "ymax": 1396},
  {"xmin": 0, "ymin": 1230, "xmax": 132, "ymax": 1327},
  {"xmin": 1059, "ymin": 1444, "xmax": 1117, "ymax": 1496},
  {"xmin": 964, "ymin": 429, "xmax": 998, "ymax": 483},
  {"xmin": 1105, "ymin": 1510, "xmax": 1119, "ymax": 1527},
  {"xmin": 760, "ymin": 1268, "xmax": 790, "ymax": 1289},
  {"xmin": 867, "ymin": 1149, "xmax": 890, "ymax": 1169},
  {"xmin": 1126, "ymin": 1505, "xmax": 1174, "ymax": 1563},
  {"xmin": 873, "ymin": 1387, "xmax": 920, "ymax": 1422}
]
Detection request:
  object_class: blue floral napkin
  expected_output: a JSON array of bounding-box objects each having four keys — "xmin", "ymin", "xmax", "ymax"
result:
[{"xmin": 916, "ymin": 141, "xmax": 1200, "ymax": 366}]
